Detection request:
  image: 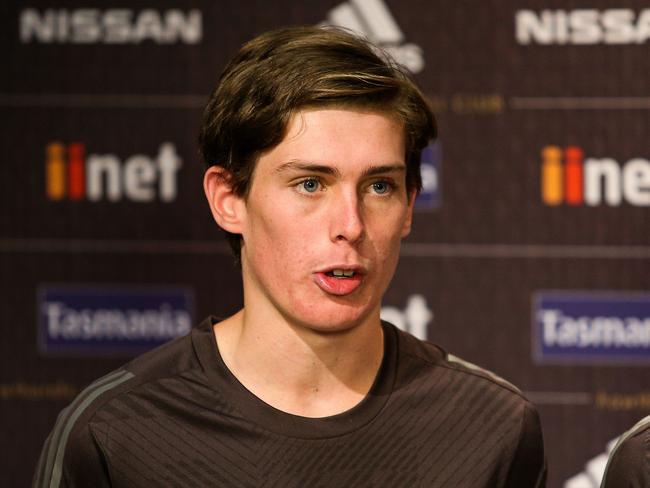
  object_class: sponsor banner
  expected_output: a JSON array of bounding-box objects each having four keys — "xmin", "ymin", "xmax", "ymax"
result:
[
  {"xmin": 533, "ymin": 291, "xmax": 650, "ymax": 364},
  {"xmin": 38, "ymin": 285, "xmax": 194, "ymax": 356},
  {"xmin": 540, "ymin": 146, "xmax": 650, "ymax": 207},
  {"xmin": 45, "ymin": 141, "xmax": 183, "ymax": 203},
  {"xmin": 20, "ymin": 8, "xmax": 203, "ymax": 44},
  {"xmin": 516, "ymin": 9, "xmax": 650, "ymax": 45},
  {"xmin": 381, "ymin": 294, "xmax": 433, "ymax": 340},
  {"xmin": 321, "ymin": 0, "xmax": 424, "ymax": 73},
  {"xmin": 414, "ymin": 141, "xmax": 441, "ymax": 210}
]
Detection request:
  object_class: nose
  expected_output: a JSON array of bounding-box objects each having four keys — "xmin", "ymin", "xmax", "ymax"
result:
[{"xmin": 329, "ymin": 189, "xmax": 365, "ymax": 244}]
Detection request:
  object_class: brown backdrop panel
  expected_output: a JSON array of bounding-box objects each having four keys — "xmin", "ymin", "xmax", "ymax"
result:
[{"xmin": 1, "ymin": 1, "xmax": 648, "ymax": 486}]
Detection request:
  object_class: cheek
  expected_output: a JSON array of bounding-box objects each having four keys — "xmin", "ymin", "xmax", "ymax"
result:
[
  {"xmin": 246, "ymin": 194, "xmax": 286, "ymax": 244},
  {"xmin": 247, "ymin": 191, "xmax": 320, "ymax": 256},
  {"xmin": 246, "ymin": 212, "xmax": 309, "ymax": 280},
  {"xmin": 367, "ymin": 206, "xmax": 409, "ymax": 249}
]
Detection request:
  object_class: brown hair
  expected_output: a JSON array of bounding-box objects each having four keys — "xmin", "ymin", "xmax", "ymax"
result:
[{"xmin": 199, "ymin": 26, "xmax": 436, "ymax": 259}]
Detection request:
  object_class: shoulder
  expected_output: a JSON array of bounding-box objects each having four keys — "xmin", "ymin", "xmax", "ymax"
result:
[
  {"xmin": 390, "ymin": 322, "xmax": 526, "ymax": 400},
  {"xmin": 602, "ymin": 415, "xmax": 650, "ymax": 488},
  {"xmin": 73, "ymin": 318, "xmax": 207, "ymax": 420},
  {"xmin": 388, "ymin": 321, "xmax": 540, "ymax": 431},
  {"xmin": 386, "ymin": 322, "xmax": 547, "ymax": 486},
  {"xmin": 33, "ymin": 318, "xmax": 212, "ymax": 487}
]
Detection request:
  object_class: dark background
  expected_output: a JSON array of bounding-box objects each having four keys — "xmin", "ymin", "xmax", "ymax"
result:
[{"xmin": 2, "ymin": 1, "xmax": 649, "ymax": 486}]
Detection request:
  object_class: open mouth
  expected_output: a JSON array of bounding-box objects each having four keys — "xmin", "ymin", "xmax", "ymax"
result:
[
  {"xmin": 314, "ymin": 268, "xmax": 363, "ymax": 296},
  {"xmin": 326, "ymin": 269, "xmax": 356, "ymax": 278}
]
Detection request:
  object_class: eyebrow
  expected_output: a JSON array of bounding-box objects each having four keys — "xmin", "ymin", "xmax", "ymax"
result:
[
  {"xmin": 275, "ymin": 161, "xmax": 341, "ymax": 177},
  {"xmin": 361, "ymin": 164, "xmax": 406, "ymax": 178},
  {"xmin": 275, "ymin": 160, "xmax": 406, "ymax": 178}
]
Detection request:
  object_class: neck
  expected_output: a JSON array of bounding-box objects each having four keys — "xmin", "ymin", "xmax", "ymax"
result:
[{"xmin": 214, "ymin": 307, "xmax": 384, "ymax": 418}]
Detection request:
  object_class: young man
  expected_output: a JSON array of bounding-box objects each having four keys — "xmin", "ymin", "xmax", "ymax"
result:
[{"xmin": 34, "ymin": 27, "xmax": 546, "ymax": 487}]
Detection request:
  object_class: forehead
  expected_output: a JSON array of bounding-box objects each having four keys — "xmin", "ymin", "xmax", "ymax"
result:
[{"xmin": 260, "ymin": 108, "xmax": 405, "ymax": 170}]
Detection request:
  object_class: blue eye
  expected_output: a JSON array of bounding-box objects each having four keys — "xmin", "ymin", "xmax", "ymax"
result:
[
  {"xmin": 300, "ymin": 179, "xmax": 320, "ymax": 193},
  {"xmin": 372, "ymin": 181, "xmax": 391, "ymax": 194}
]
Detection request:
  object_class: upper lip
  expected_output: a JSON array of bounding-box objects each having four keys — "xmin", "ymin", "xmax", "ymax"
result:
[{"xmin": 317, "ymin": 264, "xmax": 367, "ymax": 275}]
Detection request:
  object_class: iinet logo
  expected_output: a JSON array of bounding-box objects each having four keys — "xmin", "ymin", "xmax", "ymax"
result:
[
  {"xmin": 45, "ymin": 142, "xmax": 182, "ymax": 202},
  {"xmin": 381, "ymin": 295, "xmax": 433, "ymax": 340},
  {"xmin": 541, "ymin": 146, "xmax": 650, "ymax": 207}
]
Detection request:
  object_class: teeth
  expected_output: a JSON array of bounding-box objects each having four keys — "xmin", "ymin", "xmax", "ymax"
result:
[{"xmin": 332, "ymin": 269, "xmax": 355, "ymax": 277}]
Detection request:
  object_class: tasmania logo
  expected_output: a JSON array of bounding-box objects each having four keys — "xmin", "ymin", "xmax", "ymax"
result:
[
  {"xmin": 540, "ymin": 146, "xmax": 650, "ymax": 206},
  {"xmin": 45, "ymin": 142, "xmax": 182, "ymax": 202},
  {"xmin": 38, "ymin": 285, "xmax": 194, "ymax": 356}
]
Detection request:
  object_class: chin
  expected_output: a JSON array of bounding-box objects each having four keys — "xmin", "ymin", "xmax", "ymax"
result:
[{"xmin": 289, "ymin": 301, "xmax": 378, "ymax": 335}]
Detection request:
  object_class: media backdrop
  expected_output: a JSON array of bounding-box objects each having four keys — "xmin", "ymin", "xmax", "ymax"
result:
[{"xmin": 2, "ymin": 1, "xmax": 649, "ymax": 487}]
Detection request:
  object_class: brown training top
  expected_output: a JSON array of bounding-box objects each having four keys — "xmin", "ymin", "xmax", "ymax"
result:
[{"xmin": 33, "ymin": 317, "xmax": 547, "ymax": 487}]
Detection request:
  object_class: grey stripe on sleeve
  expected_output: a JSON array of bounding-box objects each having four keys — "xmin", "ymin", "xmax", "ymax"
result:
[{"xmin": 38, "ymin": 370, "xmax": 135, "ymax": 488}]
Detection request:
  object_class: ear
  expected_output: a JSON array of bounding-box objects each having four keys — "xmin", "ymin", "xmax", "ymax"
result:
[
  {"xmin": 401, "ymin": 190, "xmax": 416, "ymax": 238},
  {"xmin": 203, "ymin": 166, "xmax": 246, "ymax": 234}
]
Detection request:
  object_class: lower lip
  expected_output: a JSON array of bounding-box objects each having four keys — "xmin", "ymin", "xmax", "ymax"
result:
[{"xmin": 313, "ymin": 272, "xmax": 363, "ymax": 296}]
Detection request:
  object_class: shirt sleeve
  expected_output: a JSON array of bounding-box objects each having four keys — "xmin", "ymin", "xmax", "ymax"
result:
[
  {"xmin": 503, "ymin": 402, "xmax": 547, "ymax": 488},
  {"xmin": 32, "ymin": 409, "xmax": 112, "ymax": 488}
]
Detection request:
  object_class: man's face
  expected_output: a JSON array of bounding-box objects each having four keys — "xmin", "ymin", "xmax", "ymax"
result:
[{"xmin": 238, "ymin": 108, "xmax": 414, "ymax": 332}]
